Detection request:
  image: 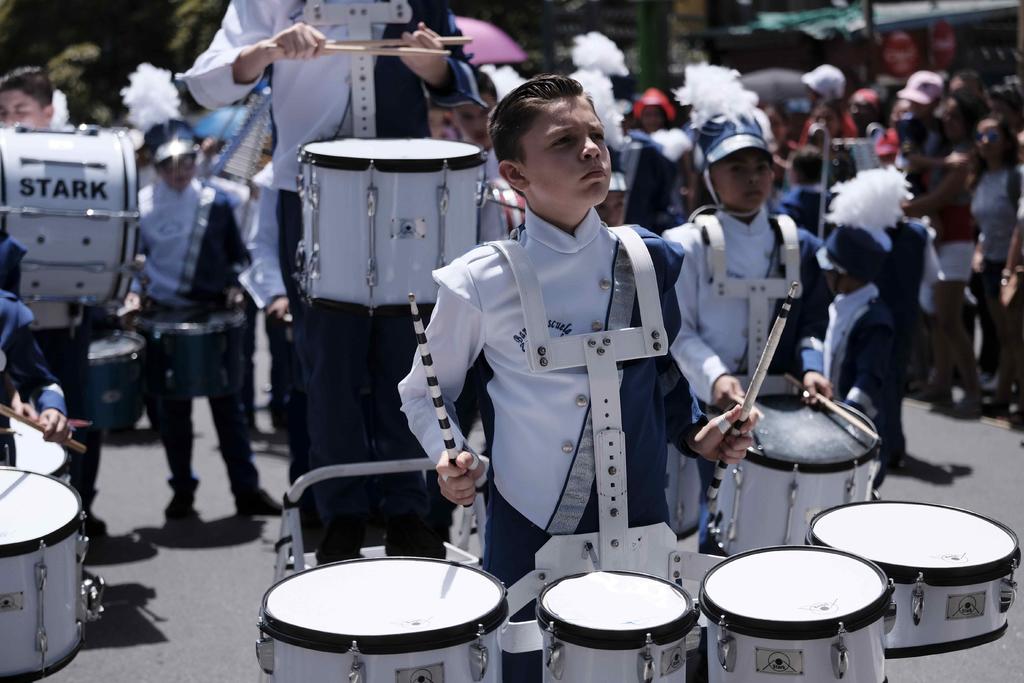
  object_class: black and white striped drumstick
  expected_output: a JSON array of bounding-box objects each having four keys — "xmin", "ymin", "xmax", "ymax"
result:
[
  {"xmin": 408, "ymin": 294, "xmax": 480, "ymax": 482},
  {"xmin": 706, "ymin": 282, "xmax": 799, "ymax": 519}
]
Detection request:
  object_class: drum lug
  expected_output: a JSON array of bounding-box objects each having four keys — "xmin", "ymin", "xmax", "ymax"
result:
[
  {"xmin": 35, "ymin": 542, "xmax": 48, "ymax": 674},
  {"xmin": 830, "ymin": 623, "xmax": 849, "ymax": 680},
  {"xmin": 726, "ymin": 466, "xmax": 743, "ymax": 545},
  {"xmin": 884, "ymin": 579, "xmax": 898, "ymax": 634},
  {"xmin": 255, "ymin": 632, "xmax": 275, "ymax": 674},
  {"xmin": 637, "ymin": 633, "xmax": 655, "ymax": 683},
  {"xmin": 1000, "ymin": 560, "xmax": 1017, "ymax": 614},
  {"xmin": 783, "ymin": 464, "xmax": 799, "ymax": 545},
  {"xmin": 81, "ymin": 572, "xmax": 105, "ymax": 622},
  {"xmin": 716, "ymin": 619, "xmax": 736, "ymax": 672},
  {"xmin": 844, "ymin": 474, "xmax": 856, "ymax": 504},
  {"xmin": 436, "ymin": 163, "xmax": 450, "ymax": 268},
  {"xmin": 348, "ymin": 640, "xmax": 365, "ymax": 683},
  {"xmin": 468, "ymin": 623, "xmax": 488, "ymax": 681},
  {"xmin": 545, "ymin": 624, "xmax": 565, "ymax": 680},
  {"xmin": 912, "ymin": 572, "xmax": 925, "ymax": 626}
]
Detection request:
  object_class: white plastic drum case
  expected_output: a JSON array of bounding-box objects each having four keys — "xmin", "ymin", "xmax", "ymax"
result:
[
  {"xmin": 298, "ymin": 138, "xmax": 485, "ymax": 313},
  {"xmin": 700, "ymin": 546, "xmax": 895, "ymax": 683},
  {"xmin": 0, "ymin": 467, "xmax": 103, "ymax": 681},
  {"xmin": 537, "ymin": 571, "xmax": 699, "ymax": 683},
  {"xmin": 0, "ymin": 125, "xmax": 139, "ymax": 303},
  {"xmin": 256, "ymin": 557, "xmax": 507, "ymax": 682},
  {"xmin": 808, "ymin": 501, "xmax": 1020, "ymax": 657},
  {"xmin": 711, "ymin": 395, "xmax": 879, "ymax": 555}
]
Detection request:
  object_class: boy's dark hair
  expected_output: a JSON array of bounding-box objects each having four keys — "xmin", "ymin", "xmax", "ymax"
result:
[
  {"xmin": 791, "ymin": 145, "xmax": 823, "ymax": 184},
  {"xmin": 475, "ymin": 70, "xmax": 497, "ymax": 104},
  {"xmin": 489, "ymin": 74, "xmax": 589, "ymax": 162},
  {"xmin": 0, "ymin": 66, "xmax": 53, "ymax": 107}
]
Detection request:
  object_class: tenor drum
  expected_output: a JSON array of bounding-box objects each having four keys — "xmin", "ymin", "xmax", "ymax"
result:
[
  {"xmin": 537, "ymin": 571, "xmax": 698, "ymax": 683},
  {"xmin": 701, "ymin": 546, "xmax": 893, "ymax": 683},
  {"xmin": 712, "ymin": 395, "xmax": 879, "ymax": 554},
  {"xmin": 0, "ymin": 126, "xmax": 139, "ymax": 303},
  {"xmin": 0, "ymin": 468, "xmax": 89, "ymax": 679},
  {"xmin": 808, "ymin": 502, "xmax": 1020, "ymax": 657},
  {"xmin": 0, "ymin": 428, "xmax": 69, "ymax": 480},
  {"xmin": 85, "ymin": 331, "xmax": 145, "ymax": 430},
  {"xmin": 298, "ymin": 138, "xmax": 485, "ymax": 313},
  {"xmin": 137, "ymin": 309, "xmax": 244, "ymax": 399},
  {"xmin": 666, "ymin": 443, "xmax": 700, "ymax": 538},
  {"xmin": 257, "ymin": 557, "xmax": 506, "ymax": 682}
]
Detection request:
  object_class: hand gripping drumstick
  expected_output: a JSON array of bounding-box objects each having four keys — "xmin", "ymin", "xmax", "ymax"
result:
[
  {"xmin": 706, "ymin": 282, "xmax": 799, "ymax": 520},
  {"xmin": 782, "ymin": 373, "xmax": 879, "ymax": 442},
  {"xmin": 0, "ymin": 403, "xmax": 87, "ymax": 454},
  {"xmin": 408, "ymin": 295, "xmax": 482, "ymax": 502}
]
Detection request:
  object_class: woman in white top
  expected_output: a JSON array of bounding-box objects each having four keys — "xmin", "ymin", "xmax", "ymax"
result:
[{"xmin": 970, "ymin": 114, "xmax": 1024, "ymax": 416}]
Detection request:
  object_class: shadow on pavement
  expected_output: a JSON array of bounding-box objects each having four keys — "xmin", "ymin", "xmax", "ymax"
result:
[
  {"xmin": 136, "ymin": 515, "xmax": 266, "ymax": 549},
  {"xmin": 82, "ymin": 582, "xmax": 168, "ymax": 649},
  {"xmin": 83, "ymin": 532, "xmax": 159, "ymax": 566},
  {"xmin": 888, "ymin": 453, "xmax": 972, "ymax": 486}
]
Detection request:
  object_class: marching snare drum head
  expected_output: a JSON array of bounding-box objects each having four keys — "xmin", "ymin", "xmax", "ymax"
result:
[
  {"xmin": 538, "ymin": 571, "xmax": 697, "ymax": 648},
  {"xmin": 809, "ymin": 502, "xmax": 1020, "ymax": 583},
  {"xmin": 0, "ymin": 467, "xmax": 81, "ymax": 557},
  {"xmin": 137, "ymin": 308, "xmax": 245, "ymax": 335},
  {"xmin": 89, "ymin": 331, "xmax": 145, "ymax": 362},
  {"xmin": 750, "ymin": 395, "xmax": 878, "ymax": 471},
  {"xmin": 261, "ymin": 558, "xmax": 507, "ymax": 654},
  {"xmin": 12, "ymin": 428, "xmax": 67, "ymax": 477},
  {"xmin": 701, "ymin": 546, "xmax": 890, "ymax": 638},
  {"xmin": 302, "ymin": 138, "xmax": 485, "ymax": 172}
]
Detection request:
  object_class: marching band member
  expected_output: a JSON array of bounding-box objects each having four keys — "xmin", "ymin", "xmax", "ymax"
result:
[
  {"xmin": 182, "ymin": 0, "xmax": 482, "ymax": 563},
  {"xmin": 816, "ymin": 171, "xmax": 897, "ymax": 441},
  {"xmin": 0, "ymin": 66, "xmax": 105, "ymax": 536},
  {"xmin": 399, "ymin": 75, "xmax": 753, "ymax": 682},
  {"xmin": 663, "ymin": 64, "xmax": 831, "ymax": 552},
  {"xmin": 123, "ymin": 64, "xmax": 279, "ymax": 519}
]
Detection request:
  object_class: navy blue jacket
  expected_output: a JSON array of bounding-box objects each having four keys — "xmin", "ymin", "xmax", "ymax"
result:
[
  {"xmin": 776, "ymin": 186, "xmax": 827, "ymax": 236},
  {"xmin": 837, "ymin": 298, "xmax": 894, "ymax": 424},
  {"xmin": 0, "ymin": 290, "xmax": 66, "ymax": 415},
  {"xmin": 877, "ymin": 219, "xmax": 929, "ymax": 350}
]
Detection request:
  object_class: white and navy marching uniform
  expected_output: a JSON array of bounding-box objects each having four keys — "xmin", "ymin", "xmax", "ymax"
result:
[
  {"xmin": 664, "ymin": 208, "xmax": 829, "ymax": 405},
  {"xmin": 400, "ymin": 207, "xmax": 706, "ymax": 583}
]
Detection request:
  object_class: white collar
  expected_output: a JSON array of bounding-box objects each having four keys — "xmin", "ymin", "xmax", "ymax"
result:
[
  {"xmin": 523, "ymin": 206, "xmax": 603, "ymax": 254},
  {"xmin": 154, "ymin": 177, "xmax": 200, "ymax": 203},
  {"xmin": 716, "ymin": 207, "xmax": 771, "ymax": 237},
  {"xmin": 832, "ymin": 283, "xmax": 878, "ymax": 315}
]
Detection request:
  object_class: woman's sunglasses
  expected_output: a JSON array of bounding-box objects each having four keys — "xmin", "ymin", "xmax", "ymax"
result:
[{"xmin": 976, "ymin": 131, "xmax": 1002, "ymax": 143}]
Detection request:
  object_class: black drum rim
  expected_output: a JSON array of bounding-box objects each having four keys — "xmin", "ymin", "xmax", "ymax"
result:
[
  {"xmin": 136, "ymin": 308, "xmax": 245, "ymax": 335},
  {"xmin": 700, "ymin": 545, "xmax": 893, "ymax": 640},
  {"xmin": 808, "ymin": 501, "xmax": 1022, "ymax": 585},
  {"xmin": 0, "ymin": 467, "xmax": 82, "ymax": 559},
  {"xmin": 537, "ymin": 570, "xmax": 699, "ymax": 650},
  {"xmin": 884, "ymin": 622, "xmax": 1008, "ymax": 658},
  {"xmin": 301, "ymin": 137, "xmax": 486, "ymax": 173},
  {"xmin": 259, "ymin": 557, "xmax": 508, "ymax": 655},
  {"xmin": 87, "ymin": 330, "xmax": 146, "ymax": 364}
]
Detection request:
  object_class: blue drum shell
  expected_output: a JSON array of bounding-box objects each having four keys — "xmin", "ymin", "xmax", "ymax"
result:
[
  {"xmin": 85, "ymin": 332, "xmax": 145, "ymax": 430},
  {"xmin": 137, "ymin": 310, "xmax": 244, "ymax": 399}
]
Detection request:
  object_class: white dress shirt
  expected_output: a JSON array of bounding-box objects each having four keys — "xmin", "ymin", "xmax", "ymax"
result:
[
  {"xmin": 824, "ymin": 283, "xmax": 878, "ymax": 384},
  {"xmin": 399, "ymin": 207, "xmax": 624, "ymax": 528},
  {"xmin": 137, "ymin": 179, "xmax": 205, "ymax": 308},
  {"xmin": 663, "ymin": 208, "xmax": 778, "ymax": 403}
]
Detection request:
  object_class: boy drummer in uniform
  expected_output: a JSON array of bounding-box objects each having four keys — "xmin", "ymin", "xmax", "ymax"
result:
[{"xmin": 399, "ymin": 75, "xmax": 753, "ymax": 682}]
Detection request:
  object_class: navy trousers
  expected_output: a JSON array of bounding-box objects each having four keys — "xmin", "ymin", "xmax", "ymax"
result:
[
  {"xmin": 157, "ymin": 393, "xmax": 260, "ymax": 498},
  {"xmin": 242, "ymin": 296, "xmax": 292, "ymax": 419},
  {"xmin": 278, "ymin": 191, "xmax": 427, "ymax": 525}
]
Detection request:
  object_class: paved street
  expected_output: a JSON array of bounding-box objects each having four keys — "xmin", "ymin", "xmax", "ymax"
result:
[{"xmin": 40, "ymin": 327, "xmax": 1024, "ymax": 682}]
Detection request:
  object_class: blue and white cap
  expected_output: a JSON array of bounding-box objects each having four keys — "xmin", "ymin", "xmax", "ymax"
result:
[
  {"xmin": 143, "ymin": 119, "xmax": 198, "ymax": 164},
  {"xmin": 121, "ymin": 63, "xmax": 196, "ymax": 163}
]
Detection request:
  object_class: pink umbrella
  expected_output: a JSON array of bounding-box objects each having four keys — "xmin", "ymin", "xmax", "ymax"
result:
[{"xmin": 454, "ymin": 16, "xmax": 528, "ymax": 65}]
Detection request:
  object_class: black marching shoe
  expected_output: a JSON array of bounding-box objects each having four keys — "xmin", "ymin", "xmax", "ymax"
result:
[
  {"xmin": 83, "ymin": 513, "xmax": 108, "ymax": 538},
  {"xmin": 165, "ymin": 492, "xmax": 197, "ymax": 519},
  {"xmin": 316, "ymin": 516, "xmax": 366, "ymax": 565},
  {"xmin": 235, "ymin": 489, "xmax": 283, "ymax": 516},
  {"xmin": 384, "ymin": 514, "xmax": 446, "ymax": 559}
]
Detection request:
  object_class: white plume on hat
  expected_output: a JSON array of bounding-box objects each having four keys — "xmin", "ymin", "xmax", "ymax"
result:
[
  {"xmin": 571, "ymin": 31, "xmax": 629, "ymax": 77},
  {"xmin": 571, "ymin": 68, "xmax": 625, "ymax": 151},
  {"xmin": 826, "ymin": 167, "xmax": 911, "ymax": 251},
  {"xmin": 650, "ymin": 128, "xmax": 692, "ymax": 163},
  {"xmin": 479, "ymin": 64, "xmax": 526, "ymax": 102},
  {"xmin": 674, "ymin": 63, "xmax": 759, "ymax": 129},
  {"xmin": 49, "ymin": 89, "xmax": 70, "ymax": 130},
  {"xmin": 120, "ymin": 63, "xmax": 181, "ymax": 132}
]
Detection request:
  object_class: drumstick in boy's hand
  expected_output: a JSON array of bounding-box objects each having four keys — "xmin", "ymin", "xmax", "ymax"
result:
[{"xmin": 0, "ymin": 403, "xmax": 87, "ymax": 454}]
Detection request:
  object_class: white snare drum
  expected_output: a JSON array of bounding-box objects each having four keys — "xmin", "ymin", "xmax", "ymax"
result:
[
  {"xmin": 0, "ymin": 467, "xmax": 87, "ymax": 678},
  {"xmin": 666, "ymin": 444, "xmax": 700, "ymax": 538},
  {"xmin": 808, "ymin": 502, "xmax": 1020, "ymax": 658},
  {"xmin": 257, "ymin": 557, "xmax": 506, "ymax": 682},
  {"xmin": 1, "ymin": 427, "xmax": 69, "ymax": 479},
  {"xmin": 298, "ymin": 138, "xmax": 485, "ymax": 313},
  {"xmin": 0, "ymin": 126, "xmax": 139, "ymax": 303},
  {"xmin": 537, "ymin": 571, "xmax": 698, "ymax": 683},
  {"xmin": 701, "ymin": 546, "xmax": 893, "ymax": 683},
  {"xmin": 712, "ymin": 395, "xmax": 879, "ymax": 554}
]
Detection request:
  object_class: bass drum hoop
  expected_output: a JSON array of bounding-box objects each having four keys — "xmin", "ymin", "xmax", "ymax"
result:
[
  {"xmin": 699, "ymin": 545, "xmax": 893, "ymax": 640},
  {"xmin": 259, "ymin": 557, "xmax": 508, "ymax": 656}
]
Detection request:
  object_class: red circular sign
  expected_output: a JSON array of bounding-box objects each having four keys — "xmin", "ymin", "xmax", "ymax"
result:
[
  {"xmin": 931, "ymin": 20, "xmax": 957, "ymax": 70},
  {"xmin": 882, "ymin": 31, "xmax": 921, "ymax": 78}
]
